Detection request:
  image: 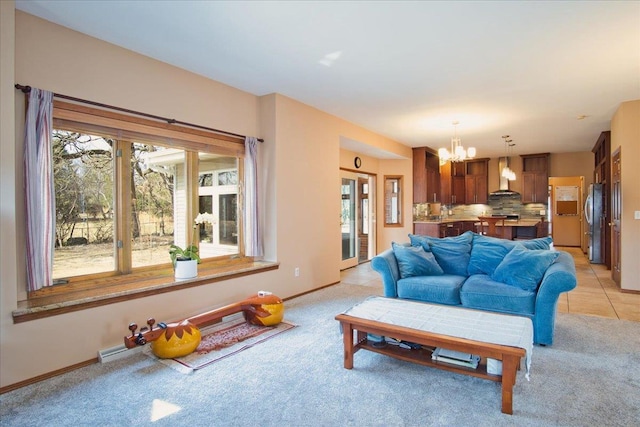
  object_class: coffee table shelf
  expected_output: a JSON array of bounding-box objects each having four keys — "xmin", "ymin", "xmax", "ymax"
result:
[{"xmin": 357, "ymin": 339, "xmax": 501, "ymax": 382}]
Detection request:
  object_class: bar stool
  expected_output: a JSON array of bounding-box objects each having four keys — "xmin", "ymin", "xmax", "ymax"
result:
[
  {"xmin": 478, "ymin": 216, "xmax": 506, "ymax": 238},
  {"xmin": 536, "ymin": 219, "xmax": 549, "ymax": 238}
]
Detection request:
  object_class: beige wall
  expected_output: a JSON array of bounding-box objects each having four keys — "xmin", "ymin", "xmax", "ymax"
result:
[
  {"xmin": 0, "ymin": 9, "xmax": 411, "ymax": 388},
  {"xmin": 549, "ymin": 151, "xmax": 594, "ymax": 180},
  {"xmin": 0, "ymin": 0, "xmax": 19, "ymax": 386},
  {"xmin": 611, "ymin": 100, "xmax": 640, "ymax": 291}
]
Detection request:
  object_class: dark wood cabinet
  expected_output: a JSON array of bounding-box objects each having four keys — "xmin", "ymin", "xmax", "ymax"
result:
[
  {"xmin": 520, "ymin": 153, "xmax": 549, "ymax": 203},
  {"xmin": 414, "ymin": 222, "xmax": 440, "ymax": 237},
  {"xmin": 464, "ymin": 159, "xmax": 489, "ymax": 204},
  {"xmin": 415, "ymin": 220, "xmax": 476, "ymax": 238},
  {"xmin": 593, "ymin": 131, "xmax": 611, "ymax": 269},
  {"xmin": 413, "ymin": 147, "xmax": 440, "ymax": 203},
  {"xmin": 440, "ymin": 161, "xmax": 465, "ymax": 205},
  {"xmin": 413, "ymin": 147, "xmax": 427, "ymax": 203}
]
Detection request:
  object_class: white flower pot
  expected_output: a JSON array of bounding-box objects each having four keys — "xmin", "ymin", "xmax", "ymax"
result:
[{"xmin": 174, "ymin": 259, "xmax": 198, "ymax": 280}]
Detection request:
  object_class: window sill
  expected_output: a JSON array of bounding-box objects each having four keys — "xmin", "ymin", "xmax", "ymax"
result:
[{"xmin": 12, "ymin": 259, "xmax": 279, "ymax": 323}]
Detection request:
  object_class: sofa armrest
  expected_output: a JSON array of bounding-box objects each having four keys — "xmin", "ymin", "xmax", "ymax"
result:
[
  {"xmin": 537, "ymin": 251, "xmax": 577, "ymax": 298},
  {"xmin": 371, "ymin": 248, "xmax": 401, "ymax": 298},
  {"xmin": 534, "ymin": 250, "xmax": 577, "ymax": 345}
]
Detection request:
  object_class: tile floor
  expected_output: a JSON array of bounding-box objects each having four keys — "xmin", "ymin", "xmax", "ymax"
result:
[{"xmin": 340, "ymin": 246, "xmax": 640, "ymax": 322}]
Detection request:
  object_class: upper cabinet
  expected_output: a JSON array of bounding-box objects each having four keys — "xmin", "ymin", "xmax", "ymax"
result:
[
  {"xmin": 440, "ymin": 161, "xmax": 465, "ymax": 205},
  {"xmin": 413, "ymin": 147, "xmax": 440, "ymax": 203},
  {"xmin": 593, "ymin": 131, "xmax": 611, "ymax": 185},
  {"xmin": 520, "ymin": 153, "xmax": 549, "ymax": 203},
  {"xmin": 464, "ymin": 158, "xmax": 489, "ymax": 204}
]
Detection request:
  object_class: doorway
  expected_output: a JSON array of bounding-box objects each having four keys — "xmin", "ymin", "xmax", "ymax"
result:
[
  {"xmin": 549, "ymin": 176, "xmax": 583, "ymax": 247},
  {"xmin": 340, "ymin": 170, "xmax": 376, "ymax": 270}
]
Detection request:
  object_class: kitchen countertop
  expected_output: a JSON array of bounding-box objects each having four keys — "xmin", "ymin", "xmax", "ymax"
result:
[{"xmin": 414, "ymin": 218, "xmax": 542, "ymax": 226}]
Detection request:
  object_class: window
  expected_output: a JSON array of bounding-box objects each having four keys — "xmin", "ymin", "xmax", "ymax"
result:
[
  {"xmin": 47, "ymin": 101, "xmax": 246, "ymax": 285},
  {"xmin": 384, "ymin": 175, "xmax": 403, "ymax": 227}
]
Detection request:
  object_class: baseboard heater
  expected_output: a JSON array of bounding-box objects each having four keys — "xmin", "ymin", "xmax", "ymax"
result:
[{"xmin": 98, "ymin": 344, "xmax": 142, "ymax": 363}]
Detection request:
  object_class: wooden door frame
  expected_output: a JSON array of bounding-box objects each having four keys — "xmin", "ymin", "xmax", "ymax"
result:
[{"xmin": 611, "ymin": 147, "xmax": 621, "ymax": 286}]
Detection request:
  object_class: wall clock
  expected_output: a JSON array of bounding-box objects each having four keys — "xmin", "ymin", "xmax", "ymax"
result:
[{"xmin": 354, "ymin": 157, "xmax": 362, "ymax": 169}]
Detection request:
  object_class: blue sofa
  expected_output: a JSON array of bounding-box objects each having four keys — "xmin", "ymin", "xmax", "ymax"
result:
[{"xmin": 371, "ymin": 231, "xmax": 577, "ymax": 345}]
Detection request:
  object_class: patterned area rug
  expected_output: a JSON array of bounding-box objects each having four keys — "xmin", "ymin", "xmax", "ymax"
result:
[{"xmin": 144, "ymin": 316, "xmax": 297, "ymax": 373}]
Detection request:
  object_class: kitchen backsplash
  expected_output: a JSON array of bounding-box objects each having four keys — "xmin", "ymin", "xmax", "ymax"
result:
[{"xmin": 414, "ymin": 197, "xmax": 548, "ymax": 221}]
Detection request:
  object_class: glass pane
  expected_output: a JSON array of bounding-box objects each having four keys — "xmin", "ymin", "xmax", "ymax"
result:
[
  {"xmin": 198, "ymin": 196, "xmax": 214, "ymax": 243},
  {"xmin": 384, "ymin": 176, "xmax": 402, "ymax": 226},
  {"xmin": 218, "ymin": 170, "xmax": 237, "ymax": 185},
  {"xmin": 199, "ymin": 173, "xmax": 213, "ymax": 187},
  {"xmin": 132, "ymin": 144, "xmax": 179, "ymax": 269},
  {"xmin": 198, "ymin": 154, "xmax": 239, "ymax": 257},
  {"xmin": 341, "ymin": 178, "xmax": 356, "ymax": 260},
  {"xmin": 218, "ymin": 194, "xmax": 237, "ymax": 245},
  {"xmin": 362, "ymin": 199, "xmax": 369, "ymax": 234},
  {"xmin": 52, "ymin": 130, "xmax": 115, "ymax": 279}
]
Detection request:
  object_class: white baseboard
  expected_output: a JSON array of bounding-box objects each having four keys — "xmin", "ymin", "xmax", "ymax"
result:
[{"xmin": 98, "ymin": 344, "xmax": 143, "ymax": 363}]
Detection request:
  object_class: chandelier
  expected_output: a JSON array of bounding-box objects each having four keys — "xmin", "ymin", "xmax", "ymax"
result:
[
  {"xmin": 501, "ymin": 135, "xmax": 516, "ymax": 181},
  {"xmin": 438, "ymin": 121, "xmax": 476, "ymax": 165}
]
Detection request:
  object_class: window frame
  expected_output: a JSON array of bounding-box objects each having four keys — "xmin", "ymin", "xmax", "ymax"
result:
[
  {"xmin": 383, "ymin": 175, "xmax": 403, "ymax": 227},
  {"xmin": 29, "ymin": 101, "xmax": 249, "ymax": 295}
]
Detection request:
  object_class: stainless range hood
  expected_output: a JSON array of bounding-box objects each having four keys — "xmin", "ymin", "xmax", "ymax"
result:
[{"xmin": 490, "ymin": 157, "xmax": 520, "ymax": 196}]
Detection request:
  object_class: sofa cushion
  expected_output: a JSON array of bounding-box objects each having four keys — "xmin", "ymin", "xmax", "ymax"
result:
[
  {"xmin": 409, "ymin": 231, "xmax": 473, "ymax": 276},
  {"xmin": 519, "ymin": 236, "xmax": 554, "ymax": 250},
  {"xmin": 392, "ymin": 242, "xmax": 444, "ymax": 278},
  {"xmin": 460, "ymin": 274, "xmax": 536, "ymax": 315},
  {"xmin": 397, "ymin": 275, "xmax": 466, "ymax": 305},
  {"xmin": 467, "ymin": 234, "xmax": 518, "ymax": 276},
  {"xmin": 491, "ymin": 245, "xmax": 560, "ymax": 291}
]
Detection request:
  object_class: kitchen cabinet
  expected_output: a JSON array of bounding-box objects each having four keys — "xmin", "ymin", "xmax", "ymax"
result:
[
  {"xmin": 414, "ymin": 222, "xmax": 440, "ymax": 237},
  {"xmin": 464, "ymin": 159, "xmax": 489, "ymax": 204},
  {"xmin": 413, "ymin": 147, "xmax": 440, "ymax": 203},
  {"xmin": 521, "ymin": 153, "xmax": 549, "ymax": 203},
  {"xmin": 415, "ymin": 220, "xmax": 477, "ymax": 238},
  {"xmin": 461, "ymin": 220, "xmax": 476, "ymax": 233},
  {"xmin": 440, "ymin": 161, "xmax": 465, "ymax": 205}
]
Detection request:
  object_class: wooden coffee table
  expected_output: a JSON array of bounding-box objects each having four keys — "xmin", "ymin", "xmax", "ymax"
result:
[{"xmin": 335, "ymin": 297, "xmax": 532, "ymax": 415}]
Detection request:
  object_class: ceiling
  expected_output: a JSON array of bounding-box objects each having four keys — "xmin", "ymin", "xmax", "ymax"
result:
[{"xmin": 15, "ymin": 1, "xmax": 640, "ymax": 159}]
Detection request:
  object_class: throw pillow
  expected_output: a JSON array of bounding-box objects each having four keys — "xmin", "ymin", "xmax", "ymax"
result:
[
  {"xmin": 392, "ymin": 242, "xmax": 444, "ymax": 278},
  {"xmin": 467, "ymin": 234, "xmax": 518, "ymax": 276},
  {"xmin": 491, "ymin": 245, "xmax": 560, "ymax": 291},
  {"xmin": 520, "ymin": 236, "xmax": 554, "ymax": 250},
  {"xmin": 409, "ymin": 231, "xmax": 473, "ymax": 276},
  {"xmin": 407, "ymin": 234, "xmax": 432, "ymax": 252}
]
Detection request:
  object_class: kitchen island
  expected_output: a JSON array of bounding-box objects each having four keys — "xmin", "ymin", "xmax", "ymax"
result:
[{"xmin": 414, "ymin": 218, "xmax": 545, "ymax": 240}]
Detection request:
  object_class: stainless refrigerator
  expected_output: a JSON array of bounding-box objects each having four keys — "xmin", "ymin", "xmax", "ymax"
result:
[{"xmin": 584, "ymin": 183, "xmax": 604, "ymax": 264}]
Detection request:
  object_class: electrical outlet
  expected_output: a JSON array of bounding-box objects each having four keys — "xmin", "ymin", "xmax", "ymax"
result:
[
  {"xmin": 634, "ymin": 211, "xmax": 640, "ymax": 220},
  {"xmin": 294, "ymin": 267, "xmax": 300, "ymax": 277}
]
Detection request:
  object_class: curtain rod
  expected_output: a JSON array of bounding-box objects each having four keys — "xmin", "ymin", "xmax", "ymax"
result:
[{"xmin": 15, "ymin": 84, "xmax": 263, "ymax": 142}]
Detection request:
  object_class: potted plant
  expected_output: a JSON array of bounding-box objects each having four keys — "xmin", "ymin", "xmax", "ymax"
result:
[
  {"xmin": 170, "ymin": 244, "xmax": 199, "ymax": 280},
  {"xmin": 169, "ymin": 213, "xmax": 215, "ymax": 279}
]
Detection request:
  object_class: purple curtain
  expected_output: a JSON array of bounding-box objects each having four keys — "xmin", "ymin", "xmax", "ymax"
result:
[
  {"xmin": 243, "ymin": 137, "xmax": 263, "ymax": 257},
  {"xmin": 24, "ymin": 88, "xmax": 54, "ymax": 292}
]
